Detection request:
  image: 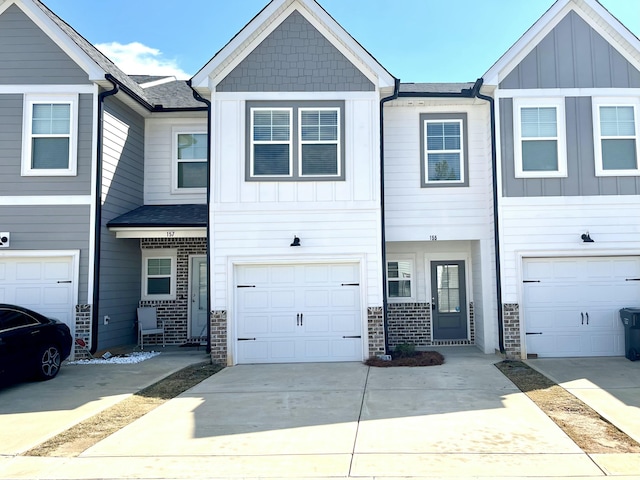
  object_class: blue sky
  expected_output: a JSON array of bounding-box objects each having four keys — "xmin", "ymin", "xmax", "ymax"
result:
[{"xmin": 44, "ymin": 0, "xmax": 640, "ymax": 82}]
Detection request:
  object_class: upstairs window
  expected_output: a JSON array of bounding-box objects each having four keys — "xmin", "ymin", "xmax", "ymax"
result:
[
  {"xmin": 513, "ymin": 98, "xmax": 567, "ymax": 178},
  {"xmin": 593, "ymin": 98, "xmax": 640, "ymax": 176},
  {"xmin": 247, "ymin": 101, "xmax": 344, "ymax": 181},
  {"xmin": 420, "ymin": 113, "xmax": 468, "ymax": 187},
  {"xmin": 22, "ymin": 94, "xmax": 78, "ymax": 176},
  {"xmin": 174, "ymin": 130, "xmax": 207, "ymax": 191}
]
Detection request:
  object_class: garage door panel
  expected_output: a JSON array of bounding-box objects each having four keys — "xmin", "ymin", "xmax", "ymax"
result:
[
  {"xmin": 236, "ymin": 263, "xmax": 363, "ymax": 364},
  {"xmin": 524, "ymin": 256, "xmax": 638, "ymax": 358}
]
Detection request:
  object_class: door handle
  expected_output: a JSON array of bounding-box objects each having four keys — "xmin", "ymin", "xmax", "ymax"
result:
[
  {"xmin": 581, "ymin": 312, "xmax": 584, "ymax": 325},
  {"xmin": 300, "ymin": 313, "xmax": 303, "ymax": 326},
  {"xmin": 296, "ymin": 313, "xmax": 300, "ymax": 326},
  {"xmin": 586, "ymin": 312, "xmax": 589, "ymax": 325}
]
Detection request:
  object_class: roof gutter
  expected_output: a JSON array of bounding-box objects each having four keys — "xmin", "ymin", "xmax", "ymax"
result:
[
  {"xmin": 91, "ymin": 78, "xmax": 119, "ymax": 354},
  {"xmin": 379, "ymin": 78, "xmax": 401, "ymax": 355},
  {"xmin": 384, "ymin": 78, "xmax": 505, "ymax": 355},
  {"xmin": 471, "ymin": 78, "xmax": 506, "ymax": 355},
  {"xmin": 186, "ymin": 80, "xmax": 212, "ymax": 354},
  {"xmin": 105, "ymin": 74, "xmax": 208, "ymax": 113}
]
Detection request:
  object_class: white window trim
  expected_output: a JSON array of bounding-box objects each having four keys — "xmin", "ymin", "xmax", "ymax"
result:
[
  {"xmin": 424, "ymin": 118, "xmax": 465, "ymax": 184},
  {"xmin": 592, "ymin": 96, "xmax": 640, "ymax": 177},
  {"xmin": 249, "ymin": 107, "xmax": 293, "ymax": 178},
  {"xmin": 386, "ymin": 256, "xmax": 416, "ymax": 303},
  {"xmin": 21, "ymin": 93, "xmax": 78, "ymax": 177},
  {"xmin": 298, "ymin": 107, "xmax": 341, "ymax": 178},
  {"xmin": 141, "ymin": 249, "xmax": 177, "ymax": 301},
  {"xmin": 513, "ymin": 97, "xmax": 567, "ymax": 178},
  {"xmin": 171, "ymin": 127, "xmax": 207, "ymax": 194}
]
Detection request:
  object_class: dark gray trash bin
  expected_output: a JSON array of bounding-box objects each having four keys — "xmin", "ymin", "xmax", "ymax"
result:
[{"xmin": 619, "ymin": 308, "xmax": 640, "ymax": 361}]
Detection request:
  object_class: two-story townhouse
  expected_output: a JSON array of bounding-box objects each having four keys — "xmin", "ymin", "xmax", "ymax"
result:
[
  {"xmin": 383, "ymin": 83, "xmax": 498, "ymax": 355},
  {"xmin": 0, "ymin": 0, "xmax": 208, "ymax": 358},
  {"xmin": 485, "ymin": 0, "xmax": 640, "ymax": 359},
  {"xmin": 190, "ymin": 0, "xmax": 396, "ymax": 364}
]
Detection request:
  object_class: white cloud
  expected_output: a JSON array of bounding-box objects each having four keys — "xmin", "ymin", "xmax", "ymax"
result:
[{"xmin": 95, "ymin": 41, "xmax": 190, "ymax": 79}]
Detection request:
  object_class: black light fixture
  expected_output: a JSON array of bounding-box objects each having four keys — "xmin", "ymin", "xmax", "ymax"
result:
[
  {"xmin": 581, "ymin": 232, "xmax": 594, "ymax": 243},
  {"xmin": 290, "ymin": 235, "xmax": 301, "ymax": 247}
]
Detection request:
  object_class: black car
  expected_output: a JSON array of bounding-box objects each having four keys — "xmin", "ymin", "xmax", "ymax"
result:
[{"xmin": 0, "ymin": 304, "xmax": 73, "ymax": 383}]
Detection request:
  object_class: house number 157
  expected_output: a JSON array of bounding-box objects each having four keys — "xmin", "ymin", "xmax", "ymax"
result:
[
  {"xmin": 429, "ymin": 235, "xmax": 438, "ymax": 241},
  {"xmin": 166, "ymin": 231, "xmax": 175, "ymax": 237}
]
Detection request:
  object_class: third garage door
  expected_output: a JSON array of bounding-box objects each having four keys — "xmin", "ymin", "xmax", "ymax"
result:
[
  {"xmin": 235, "ymin": 263, "xmax": 363, "ymax": 364},
  {"xmin": 523, "ymin": 256, "xmax": 640, "ymax": 357}
]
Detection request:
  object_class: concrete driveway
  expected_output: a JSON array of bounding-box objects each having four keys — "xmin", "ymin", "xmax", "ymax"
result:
[{"xmin": 1, "ymin": 347, "xmax": 639, "ymax": 479}]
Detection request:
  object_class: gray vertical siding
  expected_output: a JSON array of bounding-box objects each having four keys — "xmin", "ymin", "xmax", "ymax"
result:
[
  {"xmin": 97, "ymin": 96, "xmax": 145, "ymax": 349},
  {"xmin": 0, "ymin": 205, "xmax": 90, "ymax": 304},
  {"xmin": 218, "ymin": 11, "xmax": 374, "ymax": 92},
  {"xmin": 500, "ymin": 11, "xmax": 640, "ymax": 89},
  {"xmin": 0, "ymin": 93, "xmax": 93, "ymax": 195},
  {"xmin": 0, "ymin": 5, "xmax": 90, "ymax": 85},
  {"xmin": 500, "ymin": 97, "xmax": 640, "ymax": 197}
]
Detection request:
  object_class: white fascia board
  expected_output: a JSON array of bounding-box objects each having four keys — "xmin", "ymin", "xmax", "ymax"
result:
[
  {"xmin": 15, "ymin": 0, "xmax": 105, "ymax": 81},
  {"xmin": 192, "ymin": 0, "xmax": 394, "ymax": 91},
  {"xmin": 0, "ymin": 195, "xmax": 92, "ymax": 205},
  {"xmin": 483, "ymin": 0, "xmax": 571, "ymax": 86},
  {"xmin": 110, "ymin": 227, "xmax": 207, "ymax": 239}
]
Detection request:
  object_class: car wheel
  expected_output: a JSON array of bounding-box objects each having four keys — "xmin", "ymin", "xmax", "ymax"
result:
[
  {"xmin": 37, "ymin": 345, "xmax": 62, "ymax": 380},
  {"xmin": 629, "ymin": 348, "xmax": 638, "ymax": 362}
]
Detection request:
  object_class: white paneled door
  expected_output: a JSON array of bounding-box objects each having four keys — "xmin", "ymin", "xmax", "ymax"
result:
[
  {"xmin": 0, "ymin": 256, "xmax": 75, "ymax": 335},
  {"xmin": 523, "ymin": 256, "xmax": 640, "ymax": 357},
  {"xmin": 235, "ymin": 263, "xmax": 363, "ymax": 363}
]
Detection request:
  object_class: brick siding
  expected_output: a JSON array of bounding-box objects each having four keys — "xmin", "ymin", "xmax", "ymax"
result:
[
  {"xmin": 210, "ymin": 310, "xmax": 227, "ymax": 364},
  {"xmin": 503, "ymin": 303, "xmax": 521, "ymax": 358},
  {"xmin": 367, "ymin": 306, "xmax": 385, "ymax": 358},
  {"xmin": 73, "ymin": 304, "xmax": 92, "ymax": 359}
]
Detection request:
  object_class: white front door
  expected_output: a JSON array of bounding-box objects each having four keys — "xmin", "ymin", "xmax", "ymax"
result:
[
  {"xmin": 0, "ymin": 256, "xmax": 75, "ymax": 335},
  {"xmin": 189, "ymin": 257, "xmax": 208, "ymax": 339},
  {"xmin": 523, "ymin": 256, "xmax": 640, "ymax": 357},
  {"xmin": 235, "ymin": 263, "xmax": 363, "ymax": 363}
]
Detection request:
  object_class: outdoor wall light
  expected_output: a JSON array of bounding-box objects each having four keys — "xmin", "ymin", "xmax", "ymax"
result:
[
  {"xmin": 290, "ymin": 235, "xmax": 301, "ymax": 247},
  {"xmin": 581, "ymin": 232, "xmax": 594, "ymax": 243}
]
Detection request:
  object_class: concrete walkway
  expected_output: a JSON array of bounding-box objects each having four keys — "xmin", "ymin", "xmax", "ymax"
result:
[{"xmin": 1, "ymin": 347, "xmax": 639, "ymax": 479}]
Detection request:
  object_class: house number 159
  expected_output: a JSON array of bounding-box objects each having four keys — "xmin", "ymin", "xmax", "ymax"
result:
[{"xmin": 429, "ymin": 235, "xmax": 438, "ymax": 241}]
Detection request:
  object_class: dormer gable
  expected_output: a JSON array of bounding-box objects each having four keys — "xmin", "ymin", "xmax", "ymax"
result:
[{"xmin": 191, "ymin": 0, "xmax": 395, "ymax": 93}]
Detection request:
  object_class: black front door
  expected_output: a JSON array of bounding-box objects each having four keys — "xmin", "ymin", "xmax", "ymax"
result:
[{"xmin": 431, "ymin": 261, "xmax": 467, "ymax": 340}]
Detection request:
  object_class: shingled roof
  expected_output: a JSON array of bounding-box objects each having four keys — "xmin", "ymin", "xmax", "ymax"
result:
[{"xmin": 107, "ymin": 204, "xmax": 208, "ymax": 228}]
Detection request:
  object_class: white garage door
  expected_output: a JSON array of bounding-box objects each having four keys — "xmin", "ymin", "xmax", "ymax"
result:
[
  {"xmin": 0, "ymin": 256, "xmax": 75, "ymax": 334},
  {"xmin": 235, "ymin": 263, "xmax": 363, "ymax": 364},
  {"xmin": 523, "ymin": 256, "xmax": 640, "ymax": 357}
]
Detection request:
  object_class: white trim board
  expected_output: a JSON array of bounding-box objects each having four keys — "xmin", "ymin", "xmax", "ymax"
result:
[{"xmin": 0, "ymin": 195, "xmax": 92, "ymax": 205}]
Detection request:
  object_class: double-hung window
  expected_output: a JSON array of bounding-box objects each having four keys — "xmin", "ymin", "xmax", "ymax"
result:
[
  {"xmin": 593, "ymin": 97, "xmax": 640, "ymax": 176},
  {"xmin": 174, "ymin": 130, "xmax": 207, "ymax": 191},
  {"xmin": 386, "ymin": 259, "xmax": 414, "ymax": 301},
  {"xmin": 247, "ymin": 101, "xmax": 344, "ymax": 181},
  {"xmin": 141, "ymin": 249, "xmax": 177, "ymax": 301},
  {"xmin": 22, "ymin": 94, "xmax": 78, "ymax": 176},
  {"xmin": 513, "ymin": 97, "xmax": 567, "ymax": 178},
  {"xmin": 420, "ymin": 113, "xmax": 468, "ymax": 187}
]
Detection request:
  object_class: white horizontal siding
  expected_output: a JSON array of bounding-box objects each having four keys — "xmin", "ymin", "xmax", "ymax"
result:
[
  {"xmin": 500, "ymin": 196, "xmax": 640, "ymax": 302},
  {"xmin": 212, "ymin": 209, "xmax": 382, "ymax": 309},
  {"xmin": 144, "ymin": 117, "xmax": 207, "ymax": 205},
  {"xmin": 213, "ymin": 96, "xmax": 379, "ymax": 205},
  {"xmin": 383, "ymin": 102, "xmax": 494, "ymax": 243}
]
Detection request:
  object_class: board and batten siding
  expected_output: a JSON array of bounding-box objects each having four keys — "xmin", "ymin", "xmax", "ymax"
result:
[
  {"xmin": 500, "ymin": 197, "xmax": 640, "ymax": 302},
  {"xmin": 212, "ymin": 209, "xmax": 382, "ymax": 309},
  {"xmin": 144, "ymin": 116, "xmax": 207, "ymax": 205},
  {"xmin": 500, "ymin": 96, "xmax": 640, "ymax": 197},
  {"xmin": 98, "ymin": 97, "xmax": 145, "ymax": 349},
  {"xmin": 0, "ymin": 4, "xmax": 90, "ymax": 85},
  {"xmin": 383, "ymin": 102, "xmax": 494, "ymax": 241},
  {"xmin": 211, "ymin": 93, "xmax": 382, "ymax": 309},
  {"xmin": 0, "ymin": 93, "xmax": 93, "ymax": 195},
  {"xmin": 0, "ymin": 205, "xmax": 91, "ymax": 304},
  {"xmin": 500, "ymin": 11, "xmax": 640, "ymax": 90}
]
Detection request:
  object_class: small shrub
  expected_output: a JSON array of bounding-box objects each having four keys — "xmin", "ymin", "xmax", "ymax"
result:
[{"xmin": 393, "ymin": 343, "xmax": 417, "ymax": 358}]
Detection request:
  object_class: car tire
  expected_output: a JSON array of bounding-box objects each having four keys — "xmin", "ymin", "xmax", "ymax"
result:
[
  {"xmin": 629, "ymin": 348, "xmax": 638, "ymax": 362},
  {"xmin": 37, "ymin": 345, "xmax": 62, "ymax": 380}
]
